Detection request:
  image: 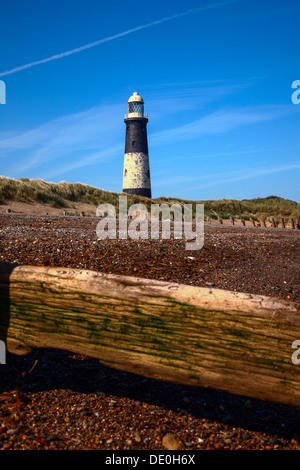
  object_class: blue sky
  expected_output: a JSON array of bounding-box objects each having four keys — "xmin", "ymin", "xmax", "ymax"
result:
[{"xmin": 0, "ymin": 0, "xmax": 299, "ymax": 201}]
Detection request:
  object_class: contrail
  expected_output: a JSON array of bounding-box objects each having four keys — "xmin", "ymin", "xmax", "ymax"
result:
[{"xmin": 0, "ymin": 1, "xmax": 239, "ymax": 77}]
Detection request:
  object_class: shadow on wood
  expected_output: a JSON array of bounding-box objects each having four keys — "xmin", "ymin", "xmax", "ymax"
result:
[{"xmin": 0, "ymin": 263, "xmax": 18, "ymax": 360}]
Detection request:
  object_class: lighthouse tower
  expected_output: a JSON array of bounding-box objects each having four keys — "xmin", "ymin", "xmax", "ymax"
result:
[{"xmin": 122, "ymin": 92, "xmax": 152, "ymax": 198}]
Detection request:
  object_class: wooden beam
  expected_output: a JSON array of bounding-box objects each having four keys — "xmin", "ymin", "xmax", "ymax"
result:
[{"xmin": 0, "ymin": 262, "xmax": 300, "ymax": 408}]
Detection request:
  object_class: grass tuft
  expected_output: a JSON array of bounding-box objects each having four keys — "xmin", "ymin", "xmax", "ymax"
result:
[{"xmin": 0, "ymin": 176, "xmax": 299, "ymax": 221}]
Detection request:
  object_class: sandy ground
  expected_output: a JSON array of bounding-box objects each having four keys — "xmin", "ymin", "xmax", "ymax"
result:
[{"xmin": 0, "ymin": 201, "xmax": 97, "ymax": 217}]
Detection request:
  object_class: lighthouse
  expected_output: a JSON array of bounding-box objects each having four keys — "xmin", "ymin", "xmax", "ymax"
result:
[{"xmin": 122, "ymin": 92, "xmax": 152, "ymax": 198}]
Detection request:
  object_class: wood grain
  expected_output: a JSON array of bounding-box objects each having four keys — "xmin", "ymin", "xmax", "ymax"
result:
[{"xmin": 0, "ymin": 261, "xmax": 299, "ymax": 408}]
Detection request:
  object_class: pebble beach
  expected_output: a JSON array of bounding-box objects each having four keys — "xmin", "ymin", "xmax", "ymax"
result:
[{"xmin": 0, "ymin": 213, "xmax": 299, "ymax": 451}]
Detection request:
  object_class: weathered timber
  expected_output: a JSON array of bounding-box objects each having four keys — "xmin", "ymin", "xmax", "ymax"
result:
[
  {"xmin": 0, "ymin": 261, "xmax": 300, "ymax": 408},
  {"xmin": 261, "ymin": 219, "xmax": 266, "ymax": 228}
]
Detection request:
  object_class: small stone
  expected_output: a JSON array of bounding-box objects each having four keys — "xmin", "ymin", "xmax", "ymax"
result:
[
  {"xmin": 162, "ymin": 433, "xmax": 185, "ymax": 450},
  {"xmin": 7, "ymin": 428, "xmax": 19, "ymax": 435},
  {"xmin": 126, "ymin": 439, "xmax": 133, "ymax": 445},
  {"xmin": 220, "ymin": 433, "xmax": 232, "ymax": 439},
  {"xmin": 134, "ymin": 431, "xmax": 142, "ymax": 443},
  {"xmin": 184, "ymin": 441, "xmax": 194, "ymax": 447},
  {"xmin": 269, "ymin": 437, "xmax": 279, "ymax": 444},
  {"xmin": 12, "ymin": 390, "xmax": 23, "ymax": 400},
  {"xmin": 291, "ymin": 436, "xmax": 300, "ymax": 446},
  {"xmin": 46, "ymin": 434, "xmax": 58, "ymax": 442},
  {"xmin": 241, "ymin": 433, "xmax": 250, "ymax": 441},
  {"xmin": 106, "ymin": 438, "xmax": 113, "ymax": 444}
]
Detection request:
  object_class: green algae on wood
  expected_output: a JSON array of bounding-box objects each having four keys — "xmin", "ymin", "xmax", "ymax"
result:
[{"xmin": 0, "ymin": 261, "xmax": 300, "ymax": 409}]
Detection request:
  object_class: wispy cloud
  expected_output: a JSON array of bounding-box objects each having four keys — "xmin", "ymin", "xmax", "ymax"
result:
[
  {"xmin": 197, "ymin": 162, "xmax": 300, "ymax": 189},
  {"xmin": 0, "ymin": 0, "xmax": 239, "ymax": 77},
  {"xmin": 40, "ymin": 143, "xmax": 123, "ymax": 180},
  {"xmin": 2, "ymin": 99, "xmax": 297, "ymax": 179},
  {"xmin": 0, "ymin": 103, "xmax": 124, "ymax": 176},
  {"xmin": 155, "ymin": 146, "xmax": 284, "ymax": 164},
  {"xmin": 150, "ymin": 105, "xmax": 296, "ymax": 145},
  {"xmin": 0, "ymin": 81, "xmax": 255, "ymax": 175},
  {"xmin": 147, "ymin": 80, "xmax": 253, "ymax": 119},
  {"xmin": 153, "ymin": 162, "xmax": 300, "ymax": 190}
]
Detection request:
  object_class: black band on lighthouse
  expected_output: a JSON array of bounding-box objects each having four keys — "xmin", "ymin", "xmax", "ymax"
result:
[
  {"xmin": 124, "ymin": 118, "xmax": 149, "ymax": 154},
  {"xmin": 122, "ymin": 187, "xmax": 152, "ymax": 198}
]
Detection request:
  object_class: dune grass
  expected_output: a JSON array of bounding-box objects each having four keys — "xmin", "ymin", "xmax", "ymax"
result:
[{"xmin": 0, "ymin": 176, "xmax": 299, "ymax": 222}]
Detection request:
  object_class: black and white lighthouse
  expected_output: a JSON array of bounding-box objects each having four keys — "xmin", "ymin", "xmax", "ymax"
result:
[{"xmin": 122, "ymin": 92, "xmax": 152, "ymax": 198}]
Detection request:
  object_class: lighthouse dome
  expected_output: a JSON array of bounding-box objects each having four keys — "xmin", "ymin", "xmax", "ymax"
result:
[{"xmin": 128, "ymin": 92, "xmax": 144, "ymax": 103}]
